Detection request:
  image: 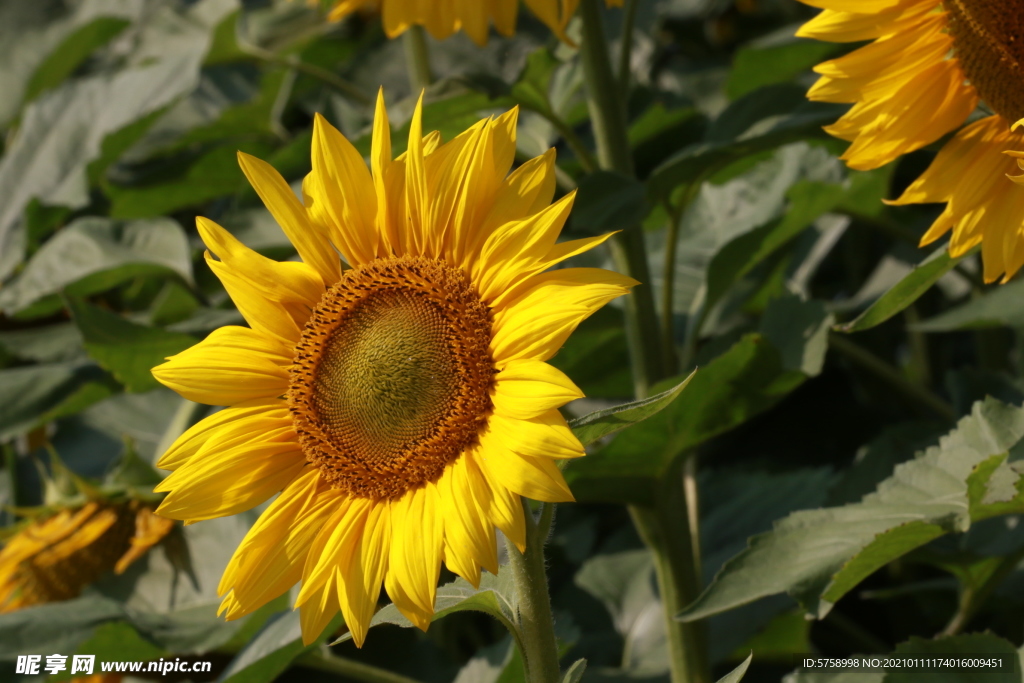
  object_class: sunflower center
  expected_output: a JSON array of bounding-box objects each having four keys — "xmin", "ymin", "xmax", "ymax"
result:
[
  {"xmin": 289, "ymin": 256, "xmax": 495, "ymax": 500},
  {"xmin": 946, "ymin": 0, "xmax": 1024, "ymax": 123}
]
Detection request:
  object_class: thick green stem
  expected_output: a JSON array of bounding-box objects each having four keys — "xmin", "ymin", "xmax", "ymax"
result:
[
  {"xmin": 629, "ymin": 457, "xmax": 710, "ymax": 683},
  {"xmin": 579, "ymin": 0, "xmax": 662, "ymax": 397},
  {"xmin": 506, "ymin": 502, "xmax": 562, "ymax": 683},
  {"xmin": 403, "ymin": 25, "xmax": 433, "ymax": 93},
  {"xmin": 297, "ymin": 650, "xmax": 422, "ymax": 683},
  {"xmin": 617, "ymin": 0, "xmax": 639, "ymax": 92},
  {"xmin": 579, "ymin": 4, "xmax": 707, "ymax": 682}
]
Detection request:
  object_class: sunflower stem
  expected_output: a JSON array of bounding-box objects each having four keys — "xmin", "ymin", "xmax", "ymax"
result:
[
  {"xmin": 297, "ymin": 649, "xmax": 422, "ymax": 683},
  {"xmin": 579, "ymin": 0, "xmax": 663, "ymax": 398},
  {"xmin": 629, "ymin": 457, "xmax": 710, "ymax": 683},
  {"xmin": 506, "ymin": 501, "xmax": 562, "ymax": 683},
  {"xmin": 403, "ymin": 25, "xmax": 433, "ymax": 93},
  {"xmin": 579, "ymin": 4, "xmax": 709, "ymax": 683},
  {"xmin": 617, "ymin": 0, "xmax": 639, "ymax": 92}
]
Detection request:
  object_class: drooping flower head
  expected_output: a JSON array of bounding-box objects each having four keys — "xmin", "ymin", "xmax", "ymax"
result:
[
  {"xmin": 797, "ymin": 0, "xmax": 1024, "ymax": 282},
  {"xmin": 0, "ymin": 501, "xmax": 173, "ymax": 612},
  {"xmin": 327, "ymin": 0, "xmax": 622, "ymax": 45},
  {"xmin": 151, "ymin": 91, "xmax": 632, "ymax": 646}
]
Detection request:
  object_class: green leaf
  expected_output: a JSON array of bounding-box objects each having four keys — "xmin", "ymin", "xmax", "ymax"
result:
[
  {"xmin": 913, "ymin": 278, "xmax": 1024, "ymax": 332},
  {"xmin": 0, "ymin": 362, "xmax": 112, "ymax": 440},
  {"xmin": 332, "ymin": 571, "xmax": 519, "ymax": 645},
  {"xmin": 0, "ymin": 217, "xmax": 193, "ymax": 317},
  {"xmin": 759, "ymin": 296, "xmax": 833, "ymax": 376},
  {"xmin": 575, "ymin": 549, "xmax": 662, "ymax": 671},
  {"xmin": 0, "ymin": 323, "xmax": 85, "ymax": 363},
  {"xmin": 218, "ymin": 611, "xmax": 339, "ymax": 683},
  {"xmin": 887, "ymin": 634, "xmax": 1021, "ymax": 683},
  {"xmin": 704, "ymin": 180, "xmax": 846, "ymax": 313},
  {"xmin": 106, "ymin": 145, "xmax": 259, "ymax": 219},
  {"xmin": 0, "ymin": 1, "xmax": 229, "ymax": 281},
  {"xmin": 562, "ymin": 659, "xmax": 588, "ymax": 683},
  {"xmin": 23, "ymin": 17, "xmax": 131, "ymax": 103},
  {"xmin": 51, "ymin": 622, "xmax": 167, "ymax": 682},
  {"xmin": 569, "ymin": 371, "xmax": 696, "ymax": 447},
  {"xmin": 566, "ymin": 334, "xmax": 804, "ymax": 505},
  {"xmin": 716, "ymin": 653, "xmax": 753, "ymax": 683},
  {"xmin": 678, "ymin": 397, "xmax": 1024, "ymax": 623},
  {"xmin": 571, "ymin": 171, "xmax": 650, "ymax": 236},
  {"xmin": 0, "ymin": 595, "xmax": 125, "ymax": 658},
  {"xmin": 65, "ymin": 297, "xmax": 197, "ymax": 393},
  {"xmin": 727, "ymin": 32, "xmax": 840, "ymax": 99},
  {"xmin": 835, "ymin": 245, "xmax": 968, "ymax": 333},
  {"xmin": 648, "ymin": 88, "xmax": 843, "ymax": 199}
]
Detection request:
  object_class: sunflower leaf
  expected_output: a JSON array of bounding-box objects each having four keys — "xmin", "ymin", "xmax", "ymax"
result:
[
  {"xmin": 64, "ymin": 296, "xmax": 197, "ymax": 393},
  {"xmin": 0, "ymin": 217, "xmax": 193, "ymax": 318},
  {"xmin": 566, "ymin": 334, "xmax": 805, "ymax": 505},
  {"xmin": 568, "ymin": 370, "xmax": 696, "ymax": 447},
  {"xmin": 716, "ymin": 652, "xmax": 753, "ymax": 683},
  {"xmin": 835, "ymin": 244, "xmax": 971, "ymax": 333},
  {"xmin": 912, "ymin": 277, "xmax": 1024, "ymax": 332},
  {"xmin": 678, "ymin": 397, "xmax": 1024, "ymax": 623}
]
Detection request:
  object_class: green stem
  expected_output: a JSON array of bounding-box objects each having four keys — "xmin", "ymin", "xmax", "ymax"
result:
[
  {"xmin": 403, "ymin": 25, "xmax": 433, "ymax": 93},
  {"xmin": 630, "ymin": 457, "xmax": 710, "ymax": 683},
  {"xmin": 542, "ymin": 112, "xmax": 599, "ymax": 174},
  {"xmin": 939, "ymin": 548, "xmax": 1024, "ymax": 638},
  {"xmin": 579, "ymin": 4, "xmax": 707, "ymax": 682},
  {"xmin": 506, "ymin": 502, "xmax": 562, "ymax": 683},
  {"xmin": 297, "ymin": 650, "xmax": 422, "ymax": 683},
  {"xmin": 828, "ymin": 333, "xmax": 955, "ymax": 422},
  {"xmin": 617, "ymin": 0, "xmax": 639, "ymax": 92},
  {"xmin": 579, "ymin": 0, "xmax": 662, "ymax": 397},
  {"xmin": 661, "ymin": 201, "xmax": 683, "ymax": 376},
  {"xmin": 239, "ymin": 43, "xmax": 373, "ymax": 106}
]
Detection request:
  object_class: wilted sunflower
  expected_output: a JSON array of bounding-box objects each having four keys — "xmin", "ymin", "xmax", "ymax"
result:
[
  {"xmin": 326, "ymin": 0, "xmax": 623, "ymax": 45},
  {"xmin": 0, "ymin": 501, "xmax": 173, "ymax": 612},
  {"xmin": 152, "ymin": 91, "xmax": 632, "ymax": 646},
  {"xmin": 798, "ymin": 0, "xmax": 1024, "ymax": 282}
]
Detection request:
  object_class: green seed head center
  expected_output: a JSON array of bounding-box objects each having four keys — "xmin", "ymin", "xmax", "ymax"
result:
[{"xmin": 313, "ymin": 291, "xmax": 458, "ymax": 462}]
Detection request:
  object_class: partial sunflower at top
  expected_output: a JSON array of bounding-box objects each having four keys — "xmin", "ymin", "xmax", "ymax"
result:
[
  {"xmin": 327, "ymin": 0, "xmax": 622, "ymax": 46},
  {"xmin": 797, "ymin": 0, "xmax": 1024, "ymax": 283}
]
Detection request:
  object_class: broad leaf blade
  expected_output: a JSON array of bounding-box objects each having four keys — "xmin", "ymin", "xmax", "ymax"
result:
[
  {"xmin": 678, "ymin": 398, "xmax": 1024, "ymax": 623},
  {"xmin": 65, "ymin": 297, "xmax": 197, "ymax": 393}
]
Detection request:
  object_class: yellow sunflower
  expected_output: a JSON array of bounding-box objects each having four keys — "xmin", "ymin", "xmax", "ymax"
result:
[
  {"xmin": 326, "ymin": 0, "xmax": 623, "ymax": 45},
  {"xmin": 797, "ymin": 0, "xmax": 1024, "ymax": 282},
  {"xmin": 151, "ymin": 91, "xmax": 632, "ymax": 647},
  {"xmin": 0, "ymin": 501, "xmax": 173, "ymax": 612}
]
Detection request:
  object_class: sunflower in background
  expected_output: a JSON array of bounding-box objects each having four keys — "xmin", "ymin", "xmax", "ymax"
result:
[
  {"xmin": 151, "ymin": 91, "xmax": 632, "ymax": 646},
  {"xmin": 326, "ymin": 0, "xmax": 623, "ymax": 45},
  {"xmin": 0, "ymin": 501, "xmax": 173, "ymax": 612},
  {"xmin": 0, "ymin": 446, "xmax": 176, "ymax": 613},
  {"xmin": 798, "ymin": 0, "xmax": 1024, "ymax": 283}
]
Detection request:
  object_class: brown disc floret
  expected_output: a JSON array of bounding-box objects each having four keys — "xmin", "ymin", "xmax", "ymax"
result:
[
  {"xmin": 288, "ymin": 256, "xmax": 496, "ymax": 500},
  {"xmin": 947, "ymin": 0, "xmax": 1024, "ymax": 123}
]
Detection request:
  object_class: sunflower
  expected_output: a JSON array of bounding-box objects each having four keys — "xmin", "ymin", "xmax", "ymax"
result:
[
  {"xmin": 797, "ymin": 0, "xmax": 1024, "ymax": 282},
  {"xmin": 0, "ymin": 501, "xmax": 173, "ymax": 612},
  {"xmin": 326, "ymin": 0, "xmax": 623, "ymax": 45},
  {"xmin": 151, "ymin": 91, "xmax": 632, "ymax": 646}
]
